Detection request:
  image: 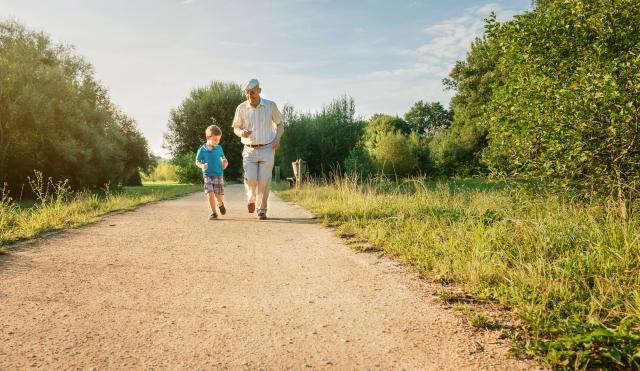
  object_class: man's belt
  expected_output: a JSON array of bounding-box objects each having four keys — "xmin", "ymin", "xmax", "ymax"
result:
[{"xmin": 245, "ymin": 142, "xmax": 271, "ymax": 148}]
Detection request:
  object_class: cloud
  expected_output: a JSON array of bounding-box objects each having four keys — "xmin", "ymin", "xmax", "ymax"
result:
[{"xmin": 361, "ymin": 3, "xmax": 521, "ymax": 82}]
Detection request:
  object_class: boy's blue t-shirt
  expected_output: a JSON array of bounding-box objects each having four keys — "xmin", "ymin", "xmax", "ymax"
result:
[{"xmin": 195, "ymin": 144, "xmax": 225, "ymax": 176}]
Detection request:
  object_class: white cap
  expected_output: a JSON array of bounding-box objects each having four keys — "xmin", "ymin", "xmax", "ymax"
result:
[{"xmin": 242, "ymin": 78, "xmax": 260, "ymax": 91}]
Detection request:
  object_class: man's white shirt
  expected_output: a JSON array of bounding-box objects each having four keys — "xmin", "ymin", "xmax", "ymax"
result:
[{"xmin": 232, "ymin": 98, "xmax": 283, "ymax": 145}]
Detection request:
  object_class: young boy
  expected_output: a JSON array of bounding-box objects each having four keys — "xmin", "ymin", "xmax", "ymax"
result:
[{"xmin": 195, "ymin": 125, "xmax": 229, "ymax": 220}]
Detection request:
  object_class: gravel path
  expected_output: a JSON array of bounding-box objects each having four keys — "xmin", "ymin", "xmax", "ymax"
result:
[{"xmin": 0, "ymin": 184, "xmax": 540, "ymax": 370}]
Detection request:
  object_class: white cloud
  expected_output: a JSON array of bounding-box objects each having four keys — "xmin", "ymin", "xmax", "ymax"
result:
[{"xmin": 362, "ymin": 3, "xmax": 521, "ymax": 84}]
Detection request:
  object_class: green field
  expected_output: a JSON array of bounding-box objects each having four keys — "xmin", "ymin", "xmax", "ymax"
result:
[
  {"xmin": 0, "ymin": 182, "xmax": 200, "ymax": 250},
  {"xmin": 277, "ymin": 177, "xmax": 640, "ymax": 369}
]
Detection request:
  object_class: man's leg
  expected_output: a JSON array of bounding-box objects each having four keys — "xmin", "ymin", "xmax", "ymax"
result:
[
  {"xmin": 256, "ymin": 146, "xmax": 275, "ymax": 215},
  {"xmin": 243, "ymin": 147, "xmax": 258, "ymax": 212}
]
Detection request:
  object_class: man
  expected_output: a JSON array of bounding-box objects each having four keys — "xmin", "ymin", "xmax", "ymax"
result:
[{"xmin": 232, "ymin": 79, "xmax": 284, "ymax": 220}]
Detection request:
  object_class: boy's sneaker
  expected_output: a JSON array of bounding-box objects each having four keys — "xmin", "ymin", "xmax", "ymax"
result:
[
  {"xmin": 247, "ymin": 202, "xmax": 255, "ymax": 213},
  {"xmin": 209, "ymin": 213, "xmax": 218, "ymax": 220},
  {"xmin": 219, "ymin": 203, "xmax": 226, "ymax": 215},
  {"xmin": 257, "ymin": 212, "xmax": 267, "ymax": 220}
]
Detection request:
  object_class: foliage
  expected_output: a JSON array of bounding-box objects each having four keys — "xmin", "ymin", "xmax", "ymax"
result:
[
  {"xmin": 141, "ymin": 159, "xmax": 179, "ymax": 183},
  {"xmin": 483, "ymin": 0, "xmax": 640, "ymax": 218},
  {"xmin": 429, "ymin": 124, "xmax": 487, "ymax": 176},
  {"xmin": 171, "ymin": 153, "xmax": 201, "ymax": 184},
  {"xmin": 343, "ymin": 146, "xmax": 376, "ymax": 178},
  {"xmin": 369, "ymin": 131, "xmax": 419, "ymax": 178},
  {"xmin": 277, "ymin": 95, "xmax": 365, "ymax": 178},
  {"xmin": 361, "ymin": 115, "xmax": 426, "ymax": 177},
  {"xmin": 436, "ymin": 28, "xmax": 501, "ymax": 176},
  {"xmin": 404, "ymin": 101, "xmax": 452, "ymax": 134},
  {"xmin": 0, "ymin": 21, "xmax": 152, "ymax": 194},
  {"xmin": 164, "ymin": 81, "xmax": 245, "ymax": 180}
]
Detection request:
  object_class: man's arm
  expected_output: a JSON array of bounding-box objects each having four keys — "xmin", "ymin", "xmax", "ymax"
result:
[{"xmin": 271, "ymin": 103, "xmax": 284, "ymax": 149}]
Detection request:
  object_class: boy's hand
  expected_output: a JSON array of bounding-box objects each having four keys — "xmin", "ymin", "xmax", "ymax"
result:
[
  {"xmin": 202, "ymin": 163, "xmax": 208, "ymax": 170},
  {"xmin": 222, "ymin": 158, "xmax": 228, "ymax": 169}
]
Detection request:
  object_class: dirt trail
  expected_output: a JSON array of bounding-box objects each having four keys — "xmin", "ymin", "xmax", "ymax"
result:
[{"xmin": 0, "ymin": 184, "xmax": 540, "ymax": 370}]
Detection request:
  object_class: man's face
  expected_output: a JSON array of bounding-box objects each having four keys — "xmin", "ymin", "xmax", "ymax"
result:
[{"xmin": 244, "ymin": 87, "xmax": 261, "ymax": 105}]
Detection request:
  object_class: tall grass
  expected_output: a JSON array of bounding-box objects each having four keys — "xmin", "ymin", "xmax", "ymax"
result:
[
  {"xmin": 0, "ymin": 172, "xmax": 199, "ymax": 248},
  {"xmin": 278, "ymin": 175, "xmax": 640, "ymax": 369}
]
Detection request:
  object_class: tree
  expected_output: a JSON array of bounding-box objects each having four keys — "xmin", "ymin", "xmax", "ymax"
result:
[
  {"xmin": 277, "ymin": 95, "xmax": 365, "ymax": 177},
  {"xmin": 360, "ymin": 114, "xmax": 424, "ymax": 177},
  {"xmin": 434, "ymin": 23, "xmax": 501, "ymax": 176},
  {"xmin": 164, "ymin": 81, "xmax": 245, "ymax": 180},
  {"xmin": 404, "ymin": 101, "xmax": 452, "ymax": 134},
  {"xmin": 483, "ymin": 0, "xmax": 640, "ymax": 219},
  {"xmin": 0, "ymin": 20, "xmax": 151, "ymax": 194}
]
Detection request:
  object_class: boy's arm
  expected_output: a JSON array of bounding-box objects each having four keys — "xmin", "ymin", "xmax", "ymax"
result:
[
  {"xmin": 195, "ymin": 148, "xmax": 207, "ymax": 169},
  {"xmin": 220, "ymin": 147, "xmax": 228, "ymax": 170},
  {"xmin": 232, "ymin": 105, "xmax": 246, "ymax": 138}
]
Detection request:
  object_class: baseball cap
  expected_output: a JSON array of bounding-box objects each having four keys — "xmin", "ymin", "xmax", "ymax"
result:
[{"xmin": 242, "ymin": 78, "xmax": 260, "ymax": 91}]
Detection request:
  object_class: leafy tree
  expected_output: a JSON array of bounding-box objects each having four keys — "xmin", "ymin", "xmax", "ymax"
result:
[
  {"xmin": 435, "ymin": 24, "xmax": 501, "ymax": 176},
  {"xmin": 404, "ymin": 101, "xmax": 452, "ymax": 134},
  {"xmin": 172, "ymin": 153, "xmax": 201, "ymax": 184},
  {"xmin": 360, "ymin": 114, "xmax": 425, "ymax": 177},
  {"xmin": 483, "ymin": 0, "xmax": 640, "ymax": 219},
  {"xmin": 277, "ymin": 95, "xmax": 365, "ymax": 177},
  {"xmin": 362, "ymin": 114, "xmax": 411, "ymax": 149},
  {"xmin": 343, "ymin": 146, "xmax": 376, "ymax": 178},
  {"xmin": 0, "ymin": 20, "xmax": 151, "ymax": 194},
  {"xmin": 164, "ymin": 81, "xmax": 245, "ymax": 180}
]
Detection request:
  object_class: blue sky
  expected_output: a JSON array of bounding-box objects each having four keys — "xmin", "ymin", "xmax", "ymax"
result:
[{"xmin": 1, "ymin": 0, "xmax": 532, "ymax": 157}]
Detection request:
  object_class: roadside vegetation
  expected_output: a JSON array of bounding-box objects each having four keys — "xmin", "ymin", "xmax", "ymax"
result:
[
  {"xmin": 0, "ymin": 172, "xmax": 199, "ymax": 250},
  {"xmin": 279, "ymin": 176, "xmax": 640, "ymax": 369}
]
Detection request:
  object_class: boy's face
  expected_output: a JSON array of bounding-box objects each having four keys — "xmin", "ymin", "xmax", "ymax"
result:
[{"xmin": 207, "ymin": 134, "xmax": 221, "ymax": 146}]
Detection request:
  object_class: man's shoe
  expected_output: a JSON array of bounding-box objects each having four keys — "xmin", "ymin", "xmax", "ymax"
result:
[
  {"xmin": 219, "ymin": 203, "xmax": 226, "ymax": 215},
  {"xmin": 209, "ymin": 213, "xmax": 218, "ymax": 220},
  {"xmin": 248, "ymin": 202, "xmax": 255, "ymax": 213},
  {"xmin": 258, "ymin": 212, "xmax": 267, "ymax": 220}
]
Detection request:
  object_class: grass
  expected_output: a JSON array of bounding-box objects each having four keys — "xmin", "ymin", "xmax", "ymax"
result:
[
  {"xmin": 1, "ymin": 177, "xmax": 200, "ymax": 247},
  {"xmin": 277, "ymin": 175, "xmax": 640, "ymax": 370}
]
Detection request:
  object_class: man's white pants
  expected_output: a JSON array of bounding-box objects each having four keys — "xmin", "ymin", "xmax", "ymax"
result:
[{"xmin": 242, "ymin": 145, "xmax": 275, "ymax": 214}]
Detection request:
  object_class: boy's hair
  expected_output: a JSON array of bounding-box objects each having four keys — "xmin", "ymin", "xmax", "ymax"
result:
[{"xmin": 206, "ymin": 125, "xmax": 222, "ymax": 137}]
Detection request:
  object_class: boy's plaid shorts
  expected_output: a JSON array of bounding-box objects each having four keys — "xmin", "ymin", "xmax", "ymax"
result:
[{"xmin": 203, "ymin": 175, "xmax": 224, "ymax": 195}]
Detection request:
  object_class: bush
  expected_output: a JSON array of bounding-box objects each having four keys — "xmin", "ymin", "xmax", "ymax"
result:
[
  {"xmin": 483, "ymin": 0, "xmax": 640, "ymax": 218},
  {"xmin": 277, "ymin": 96, "xmax": 365, "ymax": 178},
  {"xmin": 142, "ymin": 161, "xmax": 179, "ymax": 182},
  {"xmin": 369, "ymin": 131, "xmax": 419, "ymax": 177},
  {"xmin": 172, "ymin": 153, "xmax": 201, "ymax": 184},
  {"xmin": 343, "ymin": 146, "xmax": 376, "ymax": 178}
]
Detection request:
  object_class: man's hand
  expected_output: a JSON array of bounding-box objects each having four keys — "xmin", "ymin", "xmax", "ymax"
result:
[
  {"xmin": 271, "ymin": 138, "xmax": 280, "ymax": 150},
  {"xmin": 242, "ymin": 130, "xmax": 252, "ymax": 138}
]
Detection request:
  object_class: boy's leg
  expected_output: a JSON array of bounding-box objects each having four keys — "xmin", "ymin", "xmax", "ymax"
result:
[
  {"xmin": 213, "ymin": 176, "xmax": 225, "ymax": 215},
  {"xmin": 207, "ymin": 192, "xmax": 217, "ymax": 213}
]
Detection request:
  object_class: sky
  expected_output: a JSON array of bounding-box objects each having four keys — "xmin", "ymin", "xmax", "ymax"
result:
[{"xmin": 1, "ymin": 0, "xmax": 532, "ymax": 158}]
